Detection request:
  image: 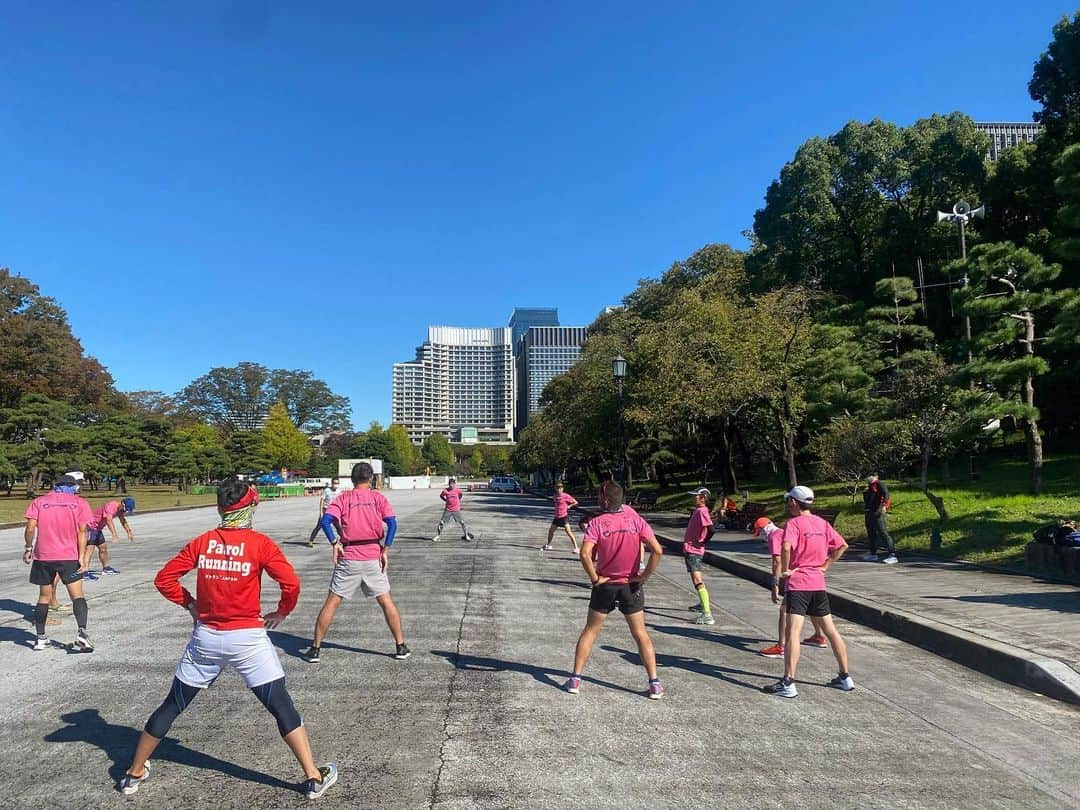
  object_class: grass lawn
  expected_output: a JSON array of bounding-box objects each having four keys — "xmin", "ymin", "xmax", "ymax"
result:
[
  {"xmin": 0, "ymin": 484, "xmax": 218, "ymax": 525},
  {"xmin": 641, "ymin": 453, "xmax": 1080, "ymax": 574}
]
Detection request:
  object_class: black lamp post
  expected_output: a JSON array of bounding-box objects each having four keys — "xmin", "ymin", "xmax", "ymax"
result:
[{"xmin": 612, "ymin": 355, "xmax": 627, "ymax": 488}]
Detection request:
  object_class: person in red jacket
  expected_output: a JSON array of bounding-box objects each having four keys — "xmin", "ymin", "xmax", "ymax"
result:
[{"xmin": 119, "ymin": 479, "xmax": 338, "ymax": 800}]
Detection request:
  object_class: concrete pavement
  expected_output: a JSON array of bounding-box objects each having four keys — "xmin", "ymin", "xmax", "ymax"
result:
[{"xmin": 2, "ymin": 491, "xmax": 1078, "ymax": 808}]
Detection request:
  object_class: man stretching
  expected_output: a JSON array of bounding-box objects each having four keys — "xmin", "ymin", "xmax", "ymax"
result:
[
  {"xmin": 120, "ymin": 479, "xmax": 337, "ymax": 799},
  {"xmin": 565, "ymin": 481, "xmax": 665, "ymax": 700},
  {"xmin": 683, "ymin": 487, "xmax": 716, "ymax": 625},
  {"xmin": 303, "ymin": 462, "xmax": 410, "ymax": 663},
  {"xmin": 432, "ymin": 477, "xmax": 473, "ymax": 542},
  {"xmin": 23, "ymin": 474, "xmax": 94, "ymax": 652},
  {"xmin": 83, "ymin": 497, "xmax": 135, "ymax": 577},
  {"xmin": 764, "ymin": 486, "xmax": 854, "ymax": 698},
  {"xmin": 308, "ymin": 477, "xmax": 343, "ymax": 547},
  {"xmin": 542, "ymin": 482, "xmax": 579, "ymax": 552}
]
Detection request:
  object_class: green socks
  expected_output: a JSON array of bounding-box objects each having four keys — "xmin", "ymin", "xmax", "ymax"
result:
[{"xmin": 697, "ymin": 583, "xmax": 711, "ymax": 615}]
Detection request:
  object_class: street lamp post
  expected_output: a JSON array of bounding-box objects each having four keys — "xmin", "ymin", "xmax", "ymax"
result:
[{"xmin": 612, "ymin": 355, "xmax": 627, "ymax": 489}]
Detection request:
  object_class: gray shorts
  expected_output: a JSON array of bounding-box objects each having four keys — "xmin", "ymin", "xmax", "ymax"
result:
[{"xmin": 329, "ymin": 559, "xmax": 390, "ymax": 600}]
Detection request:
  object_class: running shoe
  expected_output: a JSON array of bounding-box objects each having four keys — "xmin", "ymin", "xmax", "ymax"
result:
[
  {"xmin": 305, "ymin": 763, "xmax": 338, "ymax": 800},
  {"xmin": 564, "ymin": 675, "xmax": 582, "ymax": 694},
  {"xmin": 881, "ymin": 554, "xmax": 899, "ymax": 565},
  {"xmin": 763, "ymin": 678, "xmax": 798, "ymax": 698},
  {"xmin": 802, "ymin": 634, "xmax": 828, "ymax": 648},
  {"xmin": 83, "ymin": 571, "xmax": 100, "ymax": 581},
  {"xmin": 688, "ymin": 603, "xmax": 703, "ymax": 612},
  {"xmin": 828, "ymin": 674, "xmax": 855, "ymax": 692},
  {"xmin": 394, "ymin": 643, "xmax": 411, "ymax": 660},
  {"xmin": 301, "ymin": 645, "xmax": 321, "ymax": 663},
  {"xmin": 861, "ymin": 552, "xmax": 878, "ymax": 562},
  {"xmin": 307, "ymin": 541, "xmax": 314, "ymax": 548},
  {"xmin": 758, "ymin": 643, "xmax": 785, "ymax": 658},
  {"xmin": 102, "ymin": 566, "xmax": 120, "ymax": 574},
  {"xmin": 648, "ymin": 679, "xmax": 665, "ymax": 700},
  {"xmin": 119, "ymin": 762, "xmax": 151, "ymax": 796},
  {"xmin": 31, "ymin": 636, "xmax": 49, "ymax": 651},
  {"xmin": 694, "ymin": 613, "xmax": 716, "ymax": 625},
  {"xmin": 73, "ymin": 629, "xmax": 94, "ymax": 652},
  {"xmin": 541, "ymin": 544, "xmax": 554, "ymax": 551},
  {"xmin": 463, "ymin": 533, "xmax": 474, "ymax": 542},
  {"xmin": 431, "ymin": 535, "xmax": 441, "ymax": 543}
]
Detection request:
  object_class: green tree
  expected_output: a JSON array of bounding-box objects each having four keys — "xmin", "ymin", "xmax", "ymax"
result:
[
  {"xmin": 226, "ymin": 430, "xmax": 271, "ymax": 473},
  {"xmin": 385, "ymin": 424, "xmax": 419, "ymax": 475},
  {"xmin": 262, "ymin": 402, "xmax": 312, "ymax": 470},
  {"xmin": 466, "ymin": 448, "xmax": 486, "ymax": 477},
  {"xmin": 267, "ymin": 369, "xmax": 352, "ymax": 432},
  {"xmin": 809, "ymin": 415, "xmax": 917, "ymax": 503},
  {"xmin": 0, "ymin": 394, "xmax": 79, "ymax": 494},
  {"xmin": 421, "ymin": 433, "xmax": 455, "ymax": 474},
  {"xmin": 864, "ymin": 275, "xmax": 936, "ymax": 374},
  {"xmin": 352, "ymin": 421, "xmax": 395, "ymax": 461}
]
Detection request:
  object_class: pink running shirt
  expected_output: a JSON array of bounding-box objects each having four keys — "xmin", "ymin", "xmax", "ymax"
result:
[
  {"xmin": 553, "ymin": 492, "xmax": 576, "ymax": 519},
  {"xmin": 682, "ymin": 506, "xmax": 713, "ymax": 556},
  {"xmin": 763, "ymin": 524, "xmax": 784, "ymax": 557},
  {"xmin": 326, "ymin": 488, "xmax": 396, "ymax": 561},
  {"xmin": 88, "ymin": 500, "xmax": 122, "ymax": 532},
  {"xmin": 441, "ymin": 487, "xmax": 463, "ymax": 512},
  {"xmin": 25, "ymin": 491, "xmax": 93, "ymax": 562},
  {"xmin": 781, "ymin": 514, "xmax": 846, "ymax": 592},
  {"xmin": 585, "ymin": 507, "xmax": 655, "ymax": 584}
]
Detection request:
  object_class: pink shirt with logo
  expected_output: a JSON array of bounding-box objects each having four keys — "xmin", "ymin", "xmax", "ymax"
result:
[
  {"xmin": 781, "ymin": 514, "xmax": 846, "ymax": 592},
  {"xmin": 553, "ymin": 492, "xmax": 576, "ymax": 519},
  {"xmin": 585, "ymin": 507, "xmax": 656, "ymax": 584},
  {"xmin": 763, "ymin": 525, "xmax": 784, "ymax": 557},
  {"xmin": 326, "ymin": 488, "xmax": 396, "ymax": 561},
  {"xmin": 88, "ymin": 501, "xmax": 122, "ymax": 532},
  {"xmin": 441, "ymin": 487, "xmax": 463, "ymax": 512},
  {"xmin": 682, "ymin": 505, "xmax": 714, "ymax": 556},
  {"xmin": 25, "ymin": 492, "xmax": 93, "ymax": 561}
]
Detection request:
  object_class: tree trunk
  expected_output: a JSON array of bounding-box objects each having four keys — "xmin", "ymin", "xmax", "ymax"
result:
[
  {"xmin": 1021, "ymin": 311, "xmax": 1044, "ymax": 494},
  {"xmin": 26, "ymin": 467, "xmax": 40, "ymax": 498},
  {"xmin": 919, "ymin": 442, "xmax": 931, "ymax": 493}
]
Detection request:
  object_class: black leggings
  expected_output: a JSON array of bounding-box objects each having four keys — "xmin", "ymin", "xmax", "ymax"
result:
[{"xmin": 145, "ymin": 677, "xmax": 302, "ymax": 739}]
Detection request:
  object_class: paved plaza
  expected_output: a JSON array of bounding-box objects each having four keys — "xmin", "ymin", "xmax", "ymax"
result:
[{"xmin": 2, "ymin": 490, "xmax": 1079, "ymax": 808}]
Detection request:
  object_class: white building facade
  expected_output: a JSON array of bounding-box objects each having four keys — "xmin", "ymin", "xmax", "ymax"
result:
[{"xmin": 974, "ymin": 121, "xmax": 1043, "ymax": 161}]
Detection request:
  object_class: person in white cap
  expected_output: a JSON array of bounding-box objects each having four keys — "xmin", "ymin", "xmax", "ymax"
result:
[
  {"xmin": 763, "ymin": 485, "xmax": 854, "ymax": 698},
  {"xmin": 682, "ymin": 487, "xmax": 716, "ymax": 625}
]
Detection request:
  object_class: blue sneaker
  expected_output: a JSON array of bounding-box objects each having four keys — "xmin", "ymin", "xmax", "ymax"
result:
[
  {"xmin": 83, "ymin": 571, "xmax": 99, "ymax": 581},
  {"xmin": 102, "ymin": 566, "xmax": 120, "ymax": 574}
]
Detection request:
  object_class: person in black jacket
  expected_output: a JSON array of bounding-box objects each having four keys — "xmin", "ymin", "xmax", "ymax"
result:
[{"xmin": 862, "ymin": 474, "xmax": 897, "ymax": 564}]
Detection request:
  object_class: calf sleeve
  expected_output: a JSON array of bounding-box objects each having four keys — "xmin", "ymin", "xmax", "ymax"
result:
[
  {"xmin": 72, "ymin": 597, "xmax": 88, "ymax": 630},
  {"xmin": 696, "ymin": 583, "xmax": 711, "ymax": 615},
  {"xmin": 251, "ymin": 678, "xmax": 302, "ymax": 737},
  {"xmin": 34, "ymin": 603, "xmax": 49, "ymax": 636},
  {"xmin": 145, "ymin": 677, "xmax": 201, "ymax": 738}
]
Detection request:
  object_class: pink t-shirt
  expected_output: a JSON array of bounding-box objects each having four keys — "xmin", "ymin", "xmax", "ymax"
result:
[
  {"xmin": 553, "ymin": 492, "xmax": 576, "ymax": 519},
  {"xmin": 88, "ymin": 501, "xmax": 122, "ymax": 532},
  {"xmin": 326, "ymin": 488, "xmax": 396, "ymax": 561},
  {"xmin": 682, "ymin": 506, "xmax": 714, "ymax": 556},
  {"xmin": 763, "ymin": 525, "xmax": 784, "ymax": 557},
  {"xmin": 25, "ymin": 492, "xmax": 93, "ymax": 561},
  {"xmin": 441, "ymin": 487, "xmax": 462, "ymax": 512},
  {"xmin": 585, "ymin": 507, "xmax": 655, "ymax": 584},
  {"xmin": 782, "ymin": 514, "xmax": 846, "ymax": 592}
]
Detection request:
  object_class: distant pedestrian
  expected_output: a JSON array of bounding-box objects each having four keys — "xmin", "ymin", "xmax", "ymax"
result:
[
  {"xmin": 308, "ymin": 477, "xmax": 343, "ymax": 547},
  {"xmin": 302, "ymin": 462, "xmax": 410, "ymax": 663},
  {"xmin": 542, "ymin": 482, "xmax": 579, "ymax": 553},
  {"xmin": 683, "ymin": 487, "xmax": 716, "ymax": 625},
  {"xmin": 862, "ymin": 473, "xmax": 897, "ymax": 564},
  {"xmin": 432, "ymin": 477, "xmax": 473, "ymax": 542},
  {"xmin": 763, "ymin": 486, "xmax": 854, "ymax": 699},
  {"xmin": 120, "ymin": 479, "xmax": 337, "ymax": 799},
  {"xmin": 754, "ymin": 516, "xmax": 828, "ymax": 658},
  {"xmin": 23, "ymin": 474, "xmax": 94, "ymax": 652},
  {"xmin": 565, "ymin": 481, "xmax": 665, "ymax": 700},
  {"xmin": 82, "ymin": 498, "xmax": 136, "ymax": 577}
]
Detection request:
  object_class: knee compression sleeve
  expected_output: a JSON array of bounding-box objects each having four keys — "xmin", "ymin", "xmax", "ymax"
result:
[
  {"xmin": 251, "ymin": 678, "xmax": 302, "ymax": 737},
  {"xmin": 72, "ymin": 597, "xmax": 88, "ymax": 630},
  {"xmin": 34, "ymin": 603, "xmax": 49, "ymax": 636},
  {"xmin": 145, "ymin": 677, "xmax": 200, "ymax": 738}
]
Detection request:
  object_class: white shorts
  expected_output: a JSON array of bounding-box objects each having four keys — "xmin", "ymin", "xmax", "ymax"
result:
[
  {"xmin": 176, "ymin": 624, "xmax": 284, "ymax": 689},
  {"xmin": 329, "ymin": 558, "xmax": 390, "ymax": 600}
]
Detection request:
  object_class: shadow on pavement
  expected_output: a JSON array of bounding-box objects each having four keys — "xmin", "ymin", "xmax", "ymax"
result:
[
  {"xmin": 650, "ymin": 624, "xmax": 765, "ymax": 652},
  {"xmin": 0, "ymin": 625, "xmax": 36, "ymax": 646},
  {"xmin": 518, "ymin": 577, "xmax": 590, "ymax": 590},
  {"xmin": 0, "ymin": 598, "xmax": 33, "ymax": 621},
  {"xmin": 428, "ymin": 650, "xmax": 641, "ymax": 695},
  {"xmin": 600, "ymin": 646, "xmax": 767, "ymax": 691},
  {"xmin": 43, "ymin": 708, "xmax": 297, "ymax": 791},
  {"xmin": 923, "ymin": 592, "xmax": 1080, "ymax": 613},
  {"xmin": 268, "ymin": 630, "xmax": 392, "ymax": 659}
]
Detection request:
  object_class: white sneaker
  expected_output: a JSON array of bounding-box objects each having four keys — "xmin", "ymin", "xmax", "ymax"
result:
[
  {"xmin": 828, "ymin": 674, "xmax": 855, "ymax": 691},
  {"xmin": 694, "ymin": 613, "xmax": 716, "ymax": 625},
  {"xmin": 881, "ymin": 554, "xmax": 898, "ymax": 565},
  {"xmin": 861, "ymin": 552, "xmax": 878, "ymax": 561},
  {"xmin": 541, "ymin": 544, "xmax": 554, "ymax": 551},
  {"xmin": 31, "ymin": 636, "xmax": 49, "ymax": 651},
  {"xmin": 72, "ymin": 629, "xmax": 94, "ymax": 652},
  {"xmin": 431, "ymin": 535, "xmax": 441, "ymax": 543},
  {"xmin": 119, "ymin": 762, "xmax": 151, "ymax": 795}
]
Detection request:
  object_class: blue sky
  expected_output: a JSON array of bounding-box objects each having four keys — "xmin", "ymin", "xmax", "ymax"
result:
[{"xmin": 0, "ymin": 1, "xmax": 1068, "ymax": 427}]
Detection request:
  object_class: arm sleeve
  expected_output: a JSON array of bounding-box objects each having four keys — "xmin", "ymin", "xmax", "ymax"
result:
[
  {"xmin": 320, "ymin": 513, "xmax": 337, "ymax": 542},
  {"xmin": 154, "ymin": 540, "xmax": 200, "ymax": 608},
  {"xmin": 262, "ymin": 540, "xmax": 300, "ymax": 617},
  {"xmin": 383, "ymin": 516, "xmax": 398, "ymax": 547}
]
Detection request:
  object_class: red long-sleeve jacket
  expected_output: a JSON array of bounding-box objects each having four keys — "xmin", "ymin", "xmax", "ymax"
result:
[{"xmin": 154, "ymin": 527, "xmax": 299, "ymax": 631}]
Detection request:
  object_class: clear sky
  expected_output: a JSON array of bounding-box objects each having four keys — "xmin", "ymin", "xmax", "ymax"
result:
[{"xmin": 0, "ymin": 1, "xmax": 1069, "ymax": 427}]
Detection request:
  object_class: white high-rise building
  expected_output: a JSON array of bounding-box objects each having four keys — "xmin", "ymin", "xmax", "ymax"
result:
[
  {"xmin": 974, "ymin": 122, "xmax": 1042, "ymax": 161},
  {"xmin": 392, "ymin": 326, "xmax": 514, "ymax": 445}
]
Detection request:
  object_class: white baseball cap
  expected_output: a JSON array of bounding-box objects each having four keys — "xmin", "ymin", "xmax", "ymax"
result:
[
  {"xmin": 66, "ymin": 471, "xmax": 86, "ymax": 482},
  {"xmin": 687, "ymin": 487, "xmax": 711, "ymax": 497},
  {"xmin": 785, "ymin": 485, "xmax": 815, "ymax": 505}
]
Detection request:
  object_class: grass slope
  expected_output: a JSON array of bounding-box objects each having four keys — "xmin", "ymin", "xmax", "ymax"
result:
[{"xmin": 0, "ymin": 484, "xmax": 218, "ymax": 524}]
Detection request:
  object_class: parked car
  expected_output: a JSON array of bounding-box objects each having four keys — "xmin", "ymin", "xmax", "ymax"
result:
[
  {"xmin": 256, "ymin": 472, "xmax": 286, "ymax": 485},
  {"xmin": 488, "ymin": 475, "xmax": 522, "ymax": 493}
]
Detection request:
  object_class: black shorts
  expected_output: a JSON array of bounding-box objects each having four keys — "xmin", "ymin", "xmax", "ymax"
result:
[
  {"xmin": 684, "ymin": 553, "xmax": 704, "ymax": 574},
  {"xmin": 551, "ymin": 516, "xmax": 568, "ymax": 528},
  {"xmin": 786, "ymin": 590, "xmax": 830, "ymax": 617},
  {"xmin": 30, "ymin": 560, "xmax": 82, "ymax": 586},
  {"xmin": 589, "ymin": 582, "xmax": 645, "ymax": 615},
  {"xmin": 86, "ymin": 529, "xmax": 106, "ymax": 546}
]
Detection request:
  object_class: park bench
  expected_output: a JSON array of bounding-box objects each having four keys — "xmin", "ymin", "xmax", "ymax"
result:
[
  {"xmin": 634, "ymin": 492, "xmax": 659, "ymax": 511},
  {"xmin": 724, "ymin": 501, "xmax": 767, "ymax": 532},
  {"xmin": 816, "ymin": 508, "xmax": 840, "ymax": 526}
]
